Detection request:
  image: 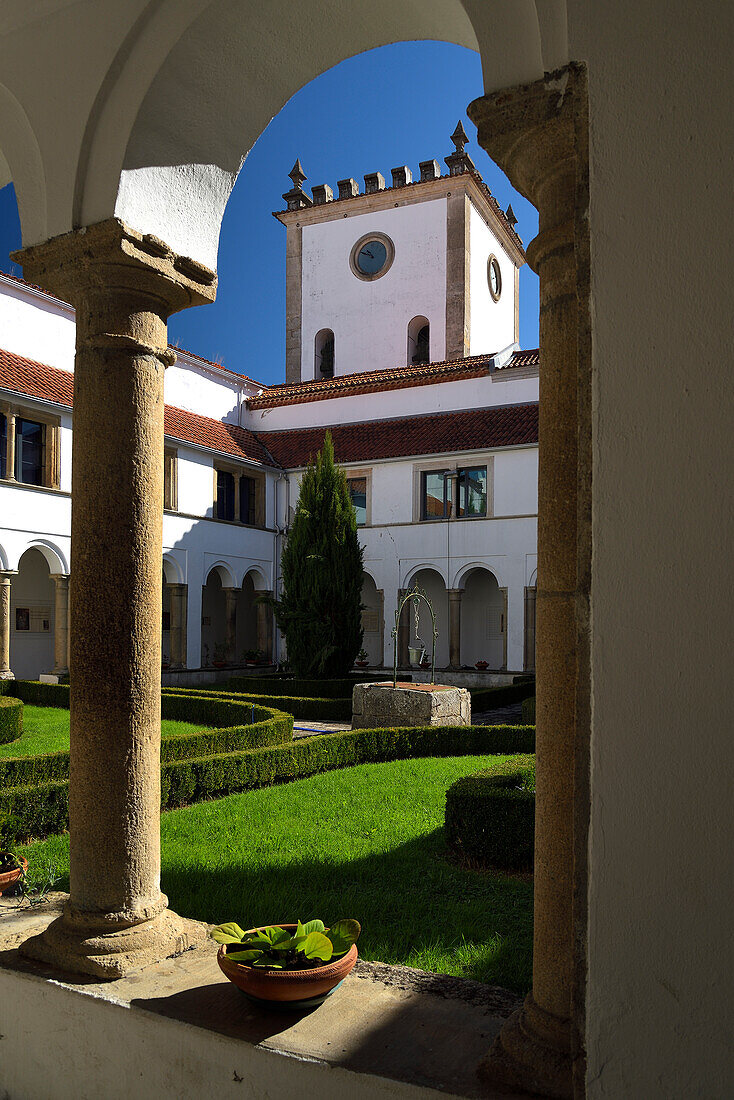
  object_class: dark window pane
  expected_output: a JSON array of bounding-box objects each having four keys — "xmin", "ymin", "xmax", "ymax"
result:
[
  {"xmin": 412, "ymin": 324, "xmax": 430, "ymax": 364},
  {"xmin": 422, "ymin": 471, "xmax": 451, "ymax": 519},
  {"xmin": 239, "ymin": 475, "xmax": 256, "ymax": 525},
  {"xmin": 347, "ymin": 477, "xmax": 367, "ymax": 525},
  {"xmin": 15, "ymin": 419, "xmax": 44, "ymax": 485},
  {"xmin": 216, "ymin": 470, "xmax": 235, "ymax": 520},
  {"xmin": 0, "ymin": 414, "xmax": 5, "ymax": 479},
  {"xmin": 458, "ymin": 466, "xmax": 487, "ymax": 517},
  {"xmin": 319, "ymin": 336, "xmax": 334, "ymax": 378}
]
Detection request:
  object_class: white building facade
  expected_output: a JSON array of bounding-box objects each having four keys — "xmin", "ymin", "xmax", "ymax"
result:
[{"xmin": 0, "ymin": 135, "xmax": 538, "ymax": 682}]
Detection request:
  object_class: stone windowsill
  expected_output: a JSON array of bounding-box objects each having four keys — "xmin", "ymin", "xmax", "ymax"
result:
[{"xmin": 0, "ymin": 894, "xmax": 529, "ymax": 1099}]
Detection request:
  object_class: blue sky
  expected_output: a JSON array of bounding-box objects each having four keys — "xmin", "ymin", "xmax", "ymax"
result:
[{"xmin": 0, "ymin": 41, "xmax": 538, "ymax": 386}]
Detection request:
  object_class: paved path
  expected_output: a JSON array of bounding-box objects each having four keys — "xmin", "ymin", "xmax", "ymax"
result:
[{"xmin": 292, "ymin": 702, "xmax": 525, "ymax": 738}]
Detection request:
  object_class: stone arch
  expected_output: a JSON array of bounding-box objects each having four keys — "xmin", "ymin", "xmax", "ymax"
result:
[
  {"xmin": 404, "ymin": 566, "xmax": 449, "ymax": 668},
  {"xmin": 242, "ymin": 566, "xmax": 268, "ymax": 591},
  {"xmin": 4, "ymin": 1, "xmax": 559, "ymax": 263},
  {"xmin": 0, "ymin": 540, "xmax": 9, "ymax": 572},
  {"xmin": 453, "ymin": 559, "xmax": 507, "ymax": 591},
  {"xmin": 0, "ymin": 80, "xmax": 46, "ymax": 245},
  {"xmin": 360, "ymin": 570, "xmax": 384, "ymax": 667},
  {"xmin": 9, "ymin": 546, "xmax": 55, "ymax": 679},
  {"xmin": 402, "ymin": 561, "xmax": 449, "ymax": 589},
  {"xmin": 23, "ymin": 539, "xmax": 68, "ymax": 576},
  {"xmin": 458, "ymin": 565, "xmax": 506, "ymax": 669},
  {"xmin": 162, "ymin": 554, "xmax": 183, "ymax": 585},
  {"xmin": 205, "ymin": 561, "xmax": 235, "ymax": 588}
]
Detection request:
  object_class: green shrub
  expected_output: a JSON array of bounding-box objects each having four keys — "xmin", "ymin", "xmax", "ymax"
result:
[
  {"xmin": 164, "ymin": 686, "xmax": 352, "ymax": 722},
  {"xmin": 9, "ymin": 681, "xmax": 70, "ymax": 707},
  {"xmin": 0, "ymin": 697, "xmax": 23, "ymax": 745},
  {"xmin": 521, "ymin": 696, "xmax": 536, "ymax": 723},
  {"xmin": 2, "ymin": 723, "xmax": 535, "ymax": 843},
  {"xmin": 445, "ymin": 757, "xmax": 536, "ymax": 870},
  {"xmin": 220, "ymin": 676, "xmax": 387, "ymax": 699}
]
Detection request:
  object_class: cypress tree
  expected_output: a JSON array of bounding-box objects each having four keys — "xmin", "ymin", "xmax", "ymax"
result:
[{"xmin": 273, "ymin": 431, "xmax": 364, "ymax": 677}]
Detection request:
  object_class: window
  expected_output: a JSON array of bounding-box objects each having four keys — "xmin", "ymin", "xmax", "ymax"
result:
[
  {"xmin": 315, "ymin": 329, "xmax": 335, "ymax": 379},
  {"xmin": 457, "ymin": 466, "xmax": 488, "ymax": 517},
  {"xmin": 15, "ymin": 418, "xmax": 45, "ymax": 485},
  {"xmin": 407, "ymin": 316, "xmax": 430, "ymax": 365},
  {"xmin": 347, "ymin": 477, "xmax": 367, "ymax": 525},
  {"xmin": 420, "ymin": 466, "xmax": 488, "ymax": 520},
  {"xmin": 0, "ymin": 404, "xmax": 60, "ymax": 488},
  {"xmin": 239, "ymin": 475, "xmax": 256, "ymax": 525},
  {"xmin": 216, "ymin": 469, "xmax": 235, "ymax": 520},
  {"xmin": 163, "ymin": 449, "xmax": 178, "ymax": 511},
  {"xmin": 421, "ymin": 470, "xmax": 453, "ymax": 519},
  {"xmin": 215, "ymin": 466, "xmax": 265, "ymax": 526}
]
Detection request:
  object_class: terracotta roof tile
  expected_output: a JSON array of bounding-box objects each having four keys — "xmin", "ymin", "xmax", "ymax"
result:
[
  {"xmin": 259, "ymin": 403, "xmax": 538, "ymax": 468},
  {"xmin": 0, "ymin": 347, "xmax": 275, "ymax": 466},
  {"xmin": 0, "ymin": 347, "xmax": 74, "ymax": 406},
  {"xmin": 163, "ymin": 405, "xmax": 275, "ymax": 466},
  {"xmin": 248, "ymin": 349, "xmax": 539, "ymax": 409}
]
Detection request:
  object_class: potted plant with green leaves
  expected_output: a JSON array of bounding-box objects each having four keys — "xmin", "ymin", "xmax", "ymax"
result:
[
  {"xmin": 212, "ymin": 643, "xmax": 227, "ymax": 669},
  {"xmin": 475, "ymin": 660, "xmax": 488, "ymax": 670},
  {"xmin": 355, "ymin": 649, "xmax": 369, "ymax": 669},
  {"xmin": 243, "ymin": 648, "xmax": 259, "ymax": 667},
  {"xmin": 0, "ymin": 849, "xmax": 27, "ymax": 895},
  {"xmin": 211, "ymin": 917, "xmax": 360, "ymax": 1007}
]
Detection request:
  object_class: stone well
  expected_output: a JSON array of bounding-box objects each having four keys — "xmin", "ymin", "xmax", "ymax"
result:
[{"xmin": 351, "ymin": 681, "xmax": 471, "ymax": 729}]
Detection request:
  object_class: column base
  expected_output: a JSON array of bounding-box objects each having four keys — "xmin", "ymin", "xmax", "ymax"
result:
[
  {"xmin": 0, "ymin": 670, "xmax": 15, "ymax": 680},
  {"xmin": 477, "ymin": 993, "xmax": 572, "ymax": 1099},
  {"xmin": 20, "ymin": 898, "xmax": 206, "ymax": 980}
]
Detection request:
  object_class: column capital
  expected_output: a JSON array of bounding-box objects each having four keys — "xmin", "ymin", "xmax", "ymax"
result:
[
  {"xmin": 49, "ymin": 572, "xmax": 70, "ymax": 584},
  {"xmin": 448, "ymin": 588, "xmax": 464, "ymax": 599},
  {"xmin": 468, "ymin": 64, "xmax": 582, "ymax": 273},
  {"xmin": 11, "ymin": 218, "xmax": 217, "ymax": 365},
  {"xmin": 0, "ymin": 569, "xmax": 17, "ymax": 581}
]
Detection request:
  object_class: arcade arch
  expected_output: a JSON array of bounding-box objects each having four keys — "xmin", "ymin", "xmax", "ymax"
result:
[{"xmin": 9, "ymin": 546, "xmax": 54, "ymax": 679}]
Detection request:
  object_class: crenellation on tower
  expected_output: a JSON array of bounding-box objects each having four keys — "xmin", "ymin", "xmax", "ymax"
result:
[{"xmin": 364, "ymin": 171, "xmax": 385, "ymax": 194}]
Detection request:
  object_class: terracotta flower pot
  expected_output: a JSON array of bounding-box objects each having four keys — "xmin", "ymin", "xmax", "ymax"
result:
[
  {"xmin": 0, "ymin": 856, "xmax": 27, "ymax": 895},
  {"xmin": 217, "ymin": 924, "xmax": 358, "ymax": 1005},
  {"xmin": 475, "ymin": 661, "xmax": 488, "ymax": 670},
  {"xmin": 355, "ymin": 660, "xmax": 369, "ymax": 668}
]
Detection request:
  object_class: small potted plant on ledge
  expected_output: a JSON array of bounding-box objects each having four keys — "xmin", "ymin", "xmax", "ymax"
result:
[
  {"xmin": 243, "ymin": 649, "xmax": 259, "ymax": 667},
  {"xmin": 355, "ymin": 649, "xmax": 369, "ymax": 669},
  {"xmin": 475, "ymin": 659, "xmax": 489, "ymax": 670},
  {"xmin": 212, "ymin": 643, "xmax": 227, "ymax": 669},
  {"xmin": 211, "ymin": 918, "xmax": 360, "ymax": 1008},
  {"xmin": 0, "ymin": 850, "xmax": 27, "ymax": 896}
]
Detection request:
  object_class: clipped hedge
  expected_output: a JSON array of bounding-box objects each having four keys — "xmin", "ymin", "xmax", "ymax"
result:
[
  {"xmin": 9, "ymin": 680, "xmax": 70, "ymax": 708},
  {"xmin": 222, "ymin": 675, "xmax": 388, "ymax": 699},
  {"xmin": 2, "ymin": 723, "xmax": 535, "ymax": 844},
  {"xmin": 521, "ymin": 696, "xmax": 536, "ymax": 723},
  {"xmin": 445, "ymin": 756, "xmax": 536, "ymax": 870},
  {"xmin": 0, "ymin": 696, "xmax": 23, "ymax": 745},
  {"xmin": 166, "ymin": 685, "xmax": 352, "ymax": 722},
  {"xmin": 470, "ymin": 680, "xmax": 536, "ymax": 711}
]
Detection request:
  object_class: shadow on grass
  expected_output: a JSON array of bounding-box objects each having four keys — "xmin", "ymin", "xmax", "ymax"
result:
[{"xmin": 161, "ymin": 827, "xmax": 532, "ymax": 994}]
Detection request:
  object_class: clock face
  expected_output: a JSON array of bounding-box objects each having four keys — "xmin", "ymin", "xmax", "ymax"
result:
[
  {"xmin": 350, "ymin": 232, "xmax": 395, "ymax": 280},
  {"xmin": 356, "ymin": 239, "xmax": 388, "ymax": 276},
  {"xmin": 488, "ymin": 255, "xmax": 502, "ymax": 301}
]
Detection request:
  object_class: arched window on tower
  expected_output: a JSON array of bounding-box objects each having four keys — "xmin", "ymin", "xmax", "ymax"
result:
[
  {"xmin": 407, "ymin": 316, "xmax": 430, "ymax": 365},
  {"xmin": 315, "ymin": 329, "xmax": 335, "ymax": 379}
]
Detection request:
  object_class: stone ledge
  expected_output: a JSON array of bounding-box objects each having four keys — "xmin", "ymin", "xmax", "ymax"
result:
[{"xmin": 0, "ymin": 894, "xmax": 529, "ymax": 1099}]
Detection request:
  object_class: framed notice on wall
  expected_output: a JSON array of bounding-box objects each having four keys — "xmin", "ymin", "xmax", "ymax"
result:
[{"xmin": 15, "ymin": 608, "xmax": 30, "ymax": 631}]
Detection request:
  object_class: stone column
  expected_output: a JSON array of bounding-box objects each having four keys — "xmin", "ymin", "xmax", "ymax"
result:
[
  {"xmin": 5, "ymin": 409, "xmax": 16, "ymax": 481},
  {"xmin": 468, "ymin": 65, "xmax": 589, "ymax": 1098},
  {"xmin": 256, "ymin": 590, "xmax": 273, "ymax": 663},
  {"xmin": 448, "ymin": 588, "xmax": 463, "ymax": 669},
  {"xmin": 223, "ymin": 587, "xmax": 238, "ymax": 664},
  {"xmin": 12, "ymin": 218, "xmax": 216, "ymax": 978},
  {"xmin": 0, "ymin": 570, "xmax": 16, "ymax": 679},
  {"xmin": 396, "ymin": 588, "xmax": 410, "ymax": 669},
  {"xmin": 50, "ymin": 573, "xmax": 70, "ymax": 677},
  {"xmin": 168, "ymin": 583, "xmax": 188, "ymax": 669}
]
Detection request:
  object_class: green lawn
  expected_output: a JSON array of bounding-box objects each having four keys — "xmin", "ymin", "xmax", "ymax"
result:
[
  {"xmin": 0, "ymin": 705, "xmax": 212, "ymax": 758},
  {"xmin": 20, "ymin": 754, "xmax": 533, "ymax": 992}
]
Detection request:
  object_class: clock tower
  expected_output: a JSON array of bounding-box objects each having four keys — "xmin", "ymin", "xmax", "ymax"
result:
[{"xmin": 274, "ymin": 123, "xmax": 526, "ymax": 385}]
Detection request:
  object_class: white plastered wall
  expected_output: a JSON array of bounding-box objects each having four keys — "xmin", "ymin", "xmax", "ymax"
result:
[
  {"xmin": 564, "ymin": 0, "xmax": 734, "ymax": 1094},
  {"xmin": 468, "ymin": 201, "xmax": 516, "ymax": 354},
  {"xmin": 300, "ymin": 199, "xmax": 448, "ymax": 379},
  {"xmin": 0, "ymin": 276, "xmax": 75, "ymax": 370}
]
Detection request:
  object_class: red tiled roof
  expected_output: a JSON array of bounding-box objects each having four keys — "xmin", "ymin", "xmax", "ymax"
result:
[
  {"xmin": 164, "ymin": 405, "xmax": 275, "ymax": 466},
  {"xmin": 0, "ymin": 347, "xmax": 275, "ymax": 466},
  {"xmin": 0, "ymin": 347, "xmax": 74, "ymax": 406},
  {"xmin": 248, "ymin": 349, "xmax": 539, "ymax": 409},
  {"xmin": 259, "ymin": 403, "xmax": 539, "ymax": 468}
]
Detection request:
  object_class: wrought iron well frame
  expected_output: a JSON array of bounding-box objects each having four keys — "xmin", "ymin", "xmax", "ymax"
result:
[{"xmin": 391, "ymin": 583, "xmax": 438, "ymax": 687}]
